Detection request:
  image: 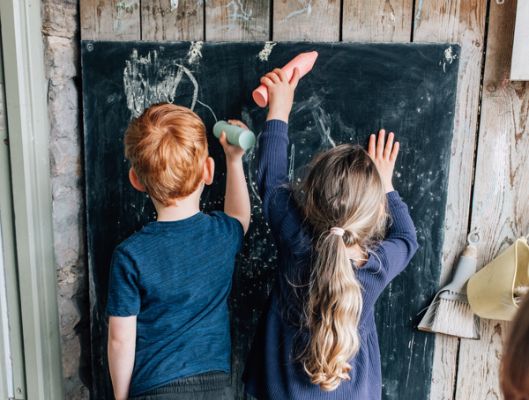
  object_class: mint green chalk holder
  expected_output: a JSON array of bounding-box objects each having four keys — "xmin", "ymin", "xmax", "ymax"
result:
[{"xmin": 213, "ymin": 121, "xmax": 256, "ymax": 151}]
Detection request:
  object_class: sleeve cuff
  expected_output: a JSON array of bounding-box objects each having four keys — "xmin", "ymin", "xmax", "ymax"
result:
[
  {"xmin": 386, "ymin": 190, "xmax": 400, "ymax": 202},
  {"xmin": 264, "ymin": 119, "xmax": 289, "ymax": 135}
]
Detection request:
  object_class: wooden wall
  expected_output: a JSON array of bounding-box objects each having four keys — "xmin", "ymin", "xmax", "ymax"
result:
[{"xmin": 79, "ymin": 0, "xmax": 528, "ymax": 398}]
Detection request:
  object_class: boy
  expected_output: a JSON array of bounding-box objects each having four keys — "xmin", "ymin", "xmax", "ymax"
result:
[{"xmin": 107, "ymin": 103, "xmax": 250, "ymax": 399}]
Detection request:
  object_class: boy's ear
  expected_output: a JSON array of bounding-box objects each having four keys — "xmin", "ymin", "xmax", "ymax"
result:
[
  {"xmin": 203, "ymin": 157, "xmax": 215, "ymax": 185},
  {"xmin": 129, "ymin": 168, "xmax": 146, "ymax": 192}
]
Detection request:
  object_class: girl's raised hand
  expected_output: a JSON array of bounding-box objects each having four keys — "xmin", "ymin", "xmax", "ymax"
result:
[
  {"xmin": 368, "ymin": 129, "xmax": 399, "ymax": 193},
  {"xmin": 260, "ymin": 67, "xmax": 300, "ymax": 123}
]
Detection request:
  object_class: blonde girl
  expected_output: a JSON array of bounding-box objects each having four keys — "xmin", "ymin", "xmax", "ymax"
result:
[{"xmin": 243, "ymin": 68, "xmax": 418, "ymax": 400}]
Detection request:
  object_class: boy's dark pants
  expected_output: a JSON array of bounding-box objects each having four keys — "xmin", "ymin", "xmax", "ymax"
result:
[{"xmin": 129, "ymin": 371, "xmax": 233, "ymax": 400}]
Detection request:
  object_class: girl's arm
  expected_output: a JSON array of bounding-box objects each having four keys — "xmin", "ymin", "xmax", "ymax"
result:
[
  {"xmin": 377, "ymin": 191, "xmax": 419, "ymax": 283},
  {"xmin": 108, "ymin": 316, "xmax": 136, "ymax": 400},
  {"xmin": 367, "ymin": 130, "xmax": 418, "ymax": 284},
  {"xmin": 256, "ymin": 68, "xmax": 300, "ymax": 219}
]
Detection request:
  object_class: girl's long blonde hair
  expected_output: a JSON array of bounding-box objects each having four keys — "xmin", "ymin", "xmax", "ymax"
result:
[{"xmin": 295, "ymin": 144, "xmax": 388, "ymax": 391}]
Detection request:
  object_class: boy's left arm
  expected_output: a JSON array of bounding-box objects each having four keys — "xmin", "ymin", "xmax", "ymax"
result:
[
  {"xmin": 108, "ymin": 316, "xmax": 136, "ymax": 400},
  {"xmin": 219, "ymin": 120, "xmax": 251, "ymax": 233}
]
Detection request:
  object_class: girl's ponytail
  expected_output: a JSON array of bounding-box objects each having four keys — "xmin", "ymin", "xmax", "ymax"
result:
[
  {"xmin": 301, "ymin": 228, "xmax": 363, "ymax": 391},
  {"xmin": 294, "ymin": 144, "xmax": 388, "ymax": 391}
]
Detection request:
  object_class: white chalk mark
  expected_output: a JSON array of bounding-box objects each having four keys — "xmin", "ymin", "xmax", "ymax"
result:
[
  {"xmin": 196, "ymin": 99, "xmax": 217, "ymax": 122},
  {"xmin": 284, "ymin": 0, "xmax": 312, "ymax": 21},
  {"xmin": 312, "ymin": 108, "xmax": 336, "ymax": 147},
  {"xmin": 440, "ymin": 46, "xmax": 457, "ymax": 73},
  {"xmin": 226, "ymin": 0, "xmax": 253, "ymax": 22},
  {"xmin": 414, "ymin": 0, "xmax": 424, "ymax": 24},
  {"xmin": 170, "ymin": 0, "xmax": 179, "ymax": 11},
  {"xmin": 405, "ymin": 334, "xmax": 415, "ymax": 387},
  {"xmin": 258, "ymin": 42, "xmax": 277, "ymax": 62},
  {"xmin": 175, "ymin": 63, "xmax": 198, "ymax": 110},
  {"xmin": 123, "ymin": 49, "xmax": 215, "ymax": 119},
  {"xmin": 187, "ymin": 41, "xmax": 203, "ymax": 64},
  {"xmin": 288, "ymin": 144, "xmax": 296, "ymax": 182}
]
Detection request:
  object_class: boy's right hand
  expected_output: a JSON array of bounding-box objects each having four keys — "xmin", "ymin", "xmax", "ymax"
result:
[
  {"xmin": 368, "ymin": 129, "xmax": 399, "ymax": 193},
  {"xmin": 260, "ymin": 68, "xmax": 300, "ymax": 123}
]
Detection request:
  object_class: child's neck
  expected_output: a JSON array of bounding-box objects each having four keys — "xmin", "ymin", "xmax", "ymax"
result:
[{"xmin": 154, "ymin": 187, "xmax": 202, "ymax": 222}]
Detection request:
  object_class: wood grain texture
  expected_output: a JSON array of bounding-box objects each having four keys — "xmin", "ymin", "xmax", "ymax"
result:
[
  {"xmin": 80, "ymin": 0, "xmax": 140, "ymax": 40},
  {"xmin": 456, "ymin": 0, "xmax": 529, "ymax": 398},
  {"xmin": 413, "ymin": 1, "xmax": 488, "ymax": 399},
  {"xmin": 205, "ymin": 0, "xmax": 269, "ymax": 40},
  {"xmin": 342, "ymin": 0, "xmax": 413, "ymax": 42},
  {"xmin": 272, "ymin": 0, "xmax": 340, "ymax": 41},
  {"xmin": 141, "ymin": 0, "xmax": 204, "ymax": 41}
]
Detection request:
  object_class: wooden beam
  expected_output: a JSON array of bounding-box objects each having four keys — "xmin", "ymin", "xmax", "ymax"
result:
[
  {"xmin": 456, "ymin": 0, "xmax": 528, "ymax": 398},
  {"xmin": 205, "ymin": 0, "xmax": 269, "ymax": 40},
  {"xmin": 273, "ymin": 0, "xmax": 340, "ymax": 41},
  {"xmin": 412, "ymin": 1, "xmax": 488, "ymax": 399},
  {"xmin": 80, "ymin": 0, "xmax": 140, "ymax": 40},
  {"xmin": 142, "ymin": 0, "xmax": 204, "ymax": 41},
  {"xmin": 342, "ymin": 0, "xmax": 413, "ymax": 42}
]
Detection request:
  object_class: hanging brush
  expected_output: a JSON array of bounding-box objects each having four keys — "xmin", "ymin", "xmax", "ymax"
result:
[{"xmin": 418, "ymin": 232, "xmax": 480, "ymax": 339}]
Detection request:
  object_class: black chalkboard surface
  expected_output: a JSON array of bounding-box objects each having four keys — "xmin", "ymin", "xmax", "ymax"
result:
[{"xmin": 81, "ymin": 41, "xmax": 459, "ymax": 399}]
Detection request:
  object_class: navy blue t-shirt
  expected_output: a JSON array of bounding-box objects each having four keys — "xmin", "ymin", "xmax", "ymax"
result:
[{"xmin": 106, "ymin": 211, "xmax": 243, "ymax": 396}]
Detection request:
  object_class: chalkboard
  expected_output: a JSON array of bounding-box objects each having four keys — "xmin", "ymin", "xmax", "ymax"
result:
[{"xmin": 81, "ymin": 41, "xmax": 459, "ymax": 399}]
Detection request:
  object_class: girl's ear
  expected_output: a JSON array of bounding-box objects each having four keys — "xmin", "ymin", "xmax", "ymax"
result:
[
  {"xmin": 203, "ymin": 156, "xmax": 215, "ymax": 185},
  {"xmin": 129, "ymin": 168, "xmax": 146, "ymax": 192}
]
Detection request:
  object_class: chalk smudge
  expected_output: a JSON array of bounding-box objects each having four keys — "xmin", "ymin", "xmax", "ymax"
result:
[
  {"xmin": 414, "ymin": 0, "xmax": 424, "ymax": 24},
  {"xmin": 312, "ymin": 108, "xmax": 336, "ymax": 147},
  {"xmin": 187, "ymin": 41, "xmax": 203, "ymax": 64},
  {"xmin": 123, "ymin": 49, "xmax": 215, "ymax": 121},
  {"xmin": 439, "ymin": 46, "xmax": 457, "ymax": 73},
  {"xmin": 115, "ymin": 0, "xmax": 137, "ymax": 31},
  {"xmin": 258, "ymin": 42, "xmax": 277, "ymax": 62},
  {"xmin": 227, "ymin": 0, "xmax": 253, "ymax": 22},
  {"xmin": 288, "ymin": 144, "xmax": 296, "ymax": 182},
  {"xmin": 284, "ymin": 0, "xmax": 312, "ymax": 21}
]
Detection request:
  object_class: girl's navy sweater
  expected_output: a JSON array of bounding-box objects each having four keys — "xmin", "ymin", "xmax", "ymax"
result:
[{"xmin": 243, "ymin": 120, "xmax": 419, "ymax": 400}]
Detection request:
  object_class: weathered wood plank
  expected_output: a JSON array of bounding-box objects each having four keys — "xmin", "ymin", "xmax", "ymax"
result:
[
  {"xmin": 80, "ymin": 0, "xmax": 140, "ymax": 40},
  {"xmin": 141, "ymin": 0, "xmax": 204, "ymax": 41},
  {"xmin": 205, "ymin": 0, "xmax": 269, "ymax": 40},
  {"xmin": 342, "ymin": 0, "xmax": 413, "ymax": 42},
  {"xmin": 456, "ymin": 0, "xmax": 529, "ymax": 399},
  {"xmin": 412, "ymin": 1, "xmax": 488, "ymax": 399},
  {"xmin": 273, "ymin": 0, "xmax": 340, "ymax": 41}
]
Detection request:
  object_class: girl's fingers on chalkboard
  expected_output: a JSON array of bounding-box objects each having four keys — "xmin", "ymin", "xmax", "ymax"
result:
[
  {"xmin": 368, "ymin": 134, "xmax": 376, "ymax": 158},
  {"xmin": 390, "ymin": 141, "xmax": 400, "ymax": 161},
  {"xmin": 376, "ymin": 129, "xmax": 385, "ymax": 158},
  {"xmin": 384, "ymin": 132, "xmax": 394, "ymax": 159}
]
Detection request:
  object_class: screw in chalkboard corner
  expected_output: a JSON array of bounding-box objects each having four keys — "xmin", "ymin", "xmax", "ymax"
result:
[{"xmin": 86, "ymin": 43, "xmax": 94, "ymax": 52}]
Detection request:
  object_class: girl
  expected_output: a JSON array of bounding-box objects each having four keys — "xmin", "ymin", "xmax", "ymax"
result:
[
  {"xmin": 243, "ymin": 68, "xmax": 419, "ymax": 399},
  {"xmin": 501, "ymin": 293, "xmax": 529, "ymax": 399}
]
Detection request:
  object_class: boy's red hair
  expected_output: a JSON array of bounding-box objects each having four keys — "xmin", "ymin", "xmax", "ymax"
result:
[{"xmin": 124, "ymin": 103, "xmax": 208, "ymax": 206}]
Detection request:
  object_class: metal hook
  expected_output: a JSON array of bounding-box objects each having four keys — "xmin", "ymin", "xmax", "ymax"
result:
[{"xmin": 467, "ymin": 230, "xmax": 480, "ymax": 246}]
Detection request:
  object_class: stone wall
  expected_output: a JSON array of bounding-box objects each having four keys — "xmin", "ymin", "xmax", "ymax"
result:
[{"xmin": 42, "ymin": 1, "xmax": 90, "ymax": 398}]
